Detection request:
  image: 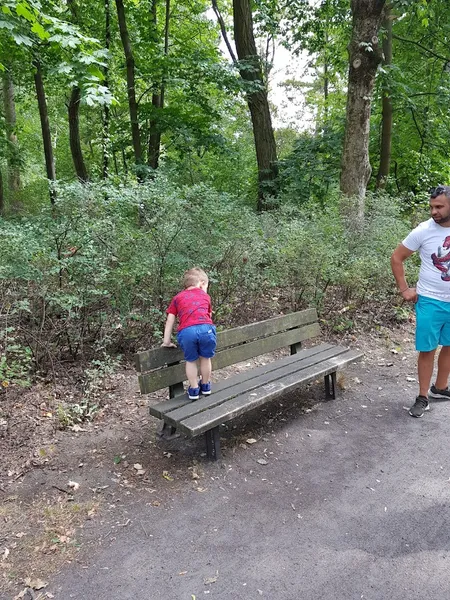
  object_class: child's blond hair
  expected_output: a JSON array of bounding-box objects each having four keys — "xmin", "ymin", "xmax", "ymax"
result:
[{"xmin": 183, "ymin": 267, "xmax": 208, "ymax": 289}]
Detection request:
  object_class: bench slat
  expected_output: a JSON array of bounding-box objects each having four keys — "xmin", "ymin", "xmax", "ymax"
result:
[
  {"xmin": 135, "ymin": 309, "xmax": 318, "ymax": 373},
  {"xmin": 162, "ymin": 345, "xmax": 351, "ymax": 426},
  {"xmin": 139, "ymin": 321, "xmax": 321, "ymax": 394},
  {"xmin": 177, "ymin": 349, "xmax": 363, "ymax": 436},
  {"xmin": 149, "ymin": 343, "xmax": 337, "ymax": 419}
]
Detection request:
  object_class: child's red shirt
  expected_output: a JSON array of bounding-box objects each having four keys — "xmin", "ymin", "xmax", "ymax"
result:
[{"xmin": 166, "ymin": 288, "xmax": 213, "ymax": 332}]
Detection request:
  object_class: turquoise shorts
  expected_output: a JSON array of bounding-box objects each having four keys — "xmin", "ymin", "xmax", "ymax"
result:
[{"xmin": 415, "ymin": 295, "xmax": 450, "ymax": 351}]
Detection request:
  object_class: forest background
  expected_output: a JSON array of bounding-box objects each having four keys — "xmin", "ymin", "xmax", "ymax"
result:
[{"xmin": 0, "ymin": 0, "xmax": 448, "ymax": 418}]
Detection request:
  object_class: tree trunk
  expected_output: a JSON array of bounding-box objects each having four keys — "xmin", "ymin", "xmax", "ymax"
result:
[
  {"xmin": 68, "ymin": 86, "xmax": 89, "ymax": 182},
  {"xmin": 3, "ymin": 71, "xmax": 22, "ymax": 212},
  {"xmin": 102, "ymin": 0, "xmax": 111, "ymax": 178},
  {"xmin": 115, "ymin": 0, "xmax": 143, "ymax": 170},
  {"xmin": 33, "ymin": 59, "xmax": 56, "ymax": 205},
  {"xmin": 147, "ymin": 0, "xmax": 164, "ymax": 170},
  {"xmin": 376, "ymin": 7, "xmax": 393, "ymax": 189},
  {"xmin": 148, "ymin": 94, "xmax": 162, "ymax": 170},
  {"xmin": 0, "ymin": 168, "xmax": 4, "ymax": 215},
  {"xmin": 340, "ymin": 0, "xmax": 386, "ymax": 223},
  {"xmin": 232, "ymin": 0, "xmax": 278, "ymax": 211}
]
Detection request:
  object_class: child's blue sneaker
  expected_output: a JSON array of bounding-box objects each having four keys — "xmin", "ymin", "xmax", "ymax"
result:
[
  {"xmin": 200, "ymin": 381, "xmax": 212, "ymax": 395},
  {"xmin": 188, "ymin": 386, "xmax": 200, "ymax": 401}
]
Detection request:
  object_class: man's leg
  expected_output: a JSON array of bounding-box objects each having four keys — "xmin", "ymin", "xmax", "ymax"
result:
[
  {"xmin": 418, "ymin": 349, "xmax": 436, "ymax": 397},
  {"xmin": 434, "ymin": 346, "xmax": 450, "ymax": 390},
  {"xmin": 410, "ymin": 349, "xmax": 435, "ymax": 417}
]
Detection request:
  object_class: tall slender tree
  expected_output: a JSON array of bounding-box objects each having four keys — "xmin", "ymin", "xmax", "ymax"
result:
[
  {"xmin": 66, "ymin": 0, "xmax": 90, "ymax": 183},
  {"xmin": 115, "ymin": 0, "xmax": 143, "ymax": 171},
  {"xmin": 33, "ymin": 58, "xmax": 56, "ymax": 204},
  {"xmin": 102, "ymin": 0, "xmax": 112, "ymax": 179},
  {"xmin": 376, "ymin": 5, "xmax": 393, "ymax": 189},
  {"xmin": 340, "ymin": 0, "xmax": 386, "ymax": 223},
  {"xmin": 147, "ymin": 0, "xmax": 170, "ymax": 170},
  {"xmin": 2, "ymin": 69, "xmax": 22, "ymax": 211},
  {"xmin": 68, "ymin": 85, "xmax": 90, "ymax": 182},
  {"xmin": 231, "ymin": 0, "xmax": 279, "ymax": 210}
]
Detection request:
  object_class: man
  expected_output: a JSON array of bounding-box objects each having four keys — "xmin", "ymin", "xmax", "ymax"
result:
[{"xmin": 391, "ymin": 185, "xmax": 450, "ymax": 417}]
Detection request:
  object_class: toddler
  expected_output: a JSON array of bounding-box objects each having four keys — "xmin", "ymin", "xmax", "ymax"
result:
[{"xmin": 161, "ymin": 267, "xmax": 216, "ymax": 400}]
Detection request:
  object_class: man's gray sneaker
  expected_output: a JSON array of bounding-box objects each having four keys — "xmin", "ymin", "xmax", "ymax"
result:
[
  {"xmin": 428, "ymin": 384, "xmax": 450, "ymax": 400},
  {"xmin": 409, "ymin": 396, "xmax": 430, "ymax": 418}
]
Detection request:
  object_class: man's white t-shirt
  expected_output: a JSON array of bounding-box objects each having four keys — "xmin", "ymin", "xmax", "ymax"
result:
[{"xmin": 403, "ymin": 218, "xmax": 450, "ymax": 302}]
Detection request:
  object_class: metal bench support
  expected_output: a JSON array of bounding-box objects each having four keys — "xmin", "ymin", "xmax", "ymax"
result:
[
  {"xmin": 157, "ymin": 381, "xmax": 185, "ymax": 439},
  {"xmin": 324, "ymin": 371, "xmax": 337, "ymax": 400},
  {"xmin": 158, "ymin": 422, "xmax": 179, "ymax": 440},
  {"xmin": 205, "ymin": 426, "xmax": 221, "ymax": 461}
]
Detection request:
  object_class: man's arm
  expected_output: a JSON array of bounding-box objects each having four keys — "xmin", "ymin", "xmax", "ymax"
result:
[
  {"xmin": 161, "ymin": 313, "xmax": 177, "ymax": 347},
  {"xmin": 391, "ymin": 243, "xmax": 417, "ymax": 302}
]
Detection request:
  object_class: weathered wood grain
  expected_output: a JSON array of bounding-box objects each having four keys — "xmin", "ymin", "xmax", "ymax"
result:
[
  {"xmin": 135, "ymin": 308, "xmax": 318, "ymax": 373},
  {"xmin": 149, "ymin": 343, "xmax": 336, "ymax": 419},
  {"xmin": 163, "ymin": 345, "xmax": 351, "ymax": 425},
  {"xmin": 139, "ymin": 322, "xmax": 320, "ymax": 394},
  {"xmin": 177, "ymin": 349, "xmax": 363, "ymax": 436}
]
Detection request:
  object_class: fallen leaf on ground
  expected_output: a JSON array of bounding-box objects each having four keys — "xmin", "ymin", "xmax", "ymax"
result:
[
  {"xmin": 24, "ymin": 577, "xmax": 48, "ymax": 590},
  {"xmin": 162, "ymin": 470, "xmax": 174, "ymax": 481},
  {"xmin": 68, "ymin": 481, "xmax": 80, "ymax": 491},
  {"xmin": 70, "ymin": 424, "xmax": 86, "ymax": 432}
]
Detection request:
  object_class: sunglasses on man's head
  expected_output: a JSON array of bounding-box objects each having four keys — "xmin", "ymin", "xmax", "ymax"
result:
[{"xmin": 429, "ymin": 185, "xmax": 450, "ymax": 198}]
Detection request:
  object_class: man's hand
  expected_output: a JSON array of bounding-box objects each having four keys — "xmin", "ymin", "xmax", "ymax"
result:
[
  {"xmin": 401, "ymin": 287, "xmax": 418, "ymax": 303},
  {"xmin": 161, "ymin": 341, "xmax": 177, "ymax": 348}
]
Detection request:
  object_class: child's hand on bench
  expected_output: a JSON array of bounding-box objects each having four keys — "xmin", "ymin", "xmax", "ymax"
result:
[{"xmin": 160, "ymin": 341, "xmax": 177, "ymax": 348}]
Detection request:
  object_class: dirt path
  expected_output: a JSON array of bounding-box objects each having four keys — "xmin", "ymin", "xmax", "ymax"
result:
[{"xmin": 3, "ymin": 321, "xmax": 445, "ymax": 600}]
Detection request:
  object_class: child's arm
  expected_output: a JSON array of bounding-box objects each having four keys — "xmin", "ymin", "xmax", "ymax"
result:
[{"xmin": 161, "ymin": 313, "xmax": 177, "ymax": 348}]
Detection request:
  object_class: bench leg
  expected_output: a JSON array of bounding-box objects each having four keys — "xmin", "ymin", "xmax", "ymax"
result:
[
  {"xmin": 169, "ymin": 382, "xmax": 185, "ymax": 399},
  {"xmin": 290, "ymin": 342, "xmax": 302, "ymax": 355},
  {"xmin": 324, "ymin": 371, "xmax": 337, "ymax": 400},
  {"xmin": 205, "ymin": 426, "xmax": 221, "ymax": 461},
  {"xmin": 157, "ymin": 421, "xmax": 179, "ymax": 440}
]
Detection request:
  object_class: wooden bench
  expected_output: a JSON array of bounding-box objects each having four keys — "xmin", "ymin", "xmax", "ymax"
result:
[{"xmin": 134, "ymin": 309, "xmax": 362, "ymax": 460}]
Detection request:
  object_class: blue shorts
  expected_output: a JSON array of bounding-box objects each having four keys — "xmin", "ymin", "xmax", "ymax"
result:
[
  {"xmin": 415, "ymin": 295, "xmax": 450, "ymax": 351},
  {"xmin": 177, "ymin": 324, "xmax": 217, "ymax": 362}
]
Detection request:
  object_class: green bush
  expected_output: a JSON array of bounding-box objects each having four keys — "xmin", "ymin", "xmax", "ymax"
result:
[{"xmin": 0, "ymin": 177, "xmax": 415, "ymax": 372}]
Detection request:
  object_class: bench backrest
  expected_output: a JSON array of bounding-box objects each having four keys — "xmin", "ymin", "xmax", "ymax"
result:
[{"xmin": 135, "ymin": 308, "xmax": 320, "ymax": 395}]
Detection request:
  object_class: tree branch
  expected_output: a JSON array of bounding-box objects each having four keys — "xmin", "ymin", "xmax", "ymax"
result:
[
  {"xmin": 211, "ymin": 0, "xmax": 237, "ymax": 64},
  {"xmin": 393, "ymin": 34, "xmax": 450, "ymax": 63}
]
